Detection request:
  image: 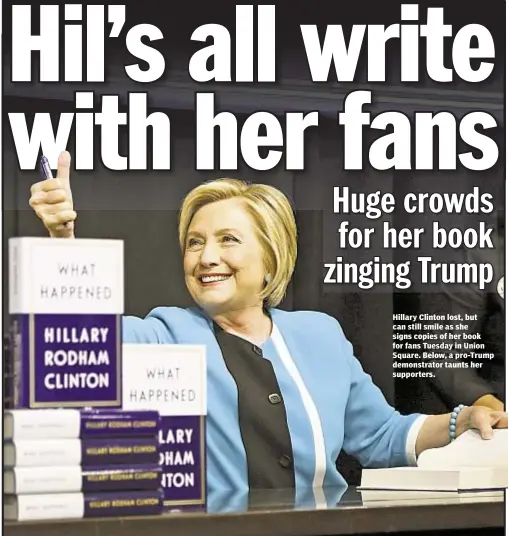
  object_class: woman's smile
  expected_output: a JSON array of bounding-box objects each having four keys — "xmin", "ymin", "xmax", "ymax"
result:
[{"xmin": 198, "ymin": 273, "xmax": 233, "ymax": 286}]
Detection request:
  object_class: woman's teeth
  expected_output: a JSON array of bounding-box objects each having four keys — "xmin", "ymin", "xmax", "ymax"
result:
[{"xmin": 201, "ymin": 275, "xmax": 231, "ymax": 283}]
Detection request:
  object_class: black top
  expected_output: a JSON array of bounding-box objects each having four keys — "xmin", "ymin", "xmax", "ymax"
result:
[{"xmin": 213, "ymin": 322, "xmax": 296, "ymax": 488}]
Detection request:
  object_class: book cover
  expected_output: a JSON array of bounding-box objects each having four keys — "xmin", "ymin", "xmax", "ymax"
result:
[
  {"xmin": 4, "ymin": 464, "xmax": 162, "ymax": 494},
  {"xmin": 8, "ymin": 237, "xmax": 124, "ymax": 408},
  {"xmin": 359, "ymin": 429, "xmax": 508, "ymax": 492},
  {"xmin": 417, "ymin": 429, "xmax": 508, "ymax": 469},
  {"xmin": 360, "ymin": 489, "xmax": 505, "ymax": 503},
  {"xmin": 359, "ymin": 466, "xmax": 508, "ymax": 492},
  {"xmin": 5, "ymin": 489, "xmax": 164, "ymax": 520},
  {"xmin": 122, "ymin": 344, "xmax": 207, "ymax": 508},
  {"xmin": 4, "ymin": 436, "xmax": 159, "ymax": 467},
  {"xmin": 4, "ymin": 408, "xmax": 160, "ymax": 440}
]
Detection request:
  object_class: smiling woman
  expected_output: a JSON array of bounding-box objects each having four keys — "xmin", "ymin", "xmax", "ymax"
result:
[
  {"xmin": 28, "ymin": 151, "xmax": 508, "ymax": 495},
  {"xmin": 179, "ymin": 179, "xmax": 296, "ymax": 327}
]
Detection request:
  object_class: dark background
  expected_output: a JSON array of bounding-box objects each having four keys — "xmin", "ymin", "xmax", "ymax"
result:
[{"xmin": 3, "ymin": 2, "xmax": 505, "ymax": 484}]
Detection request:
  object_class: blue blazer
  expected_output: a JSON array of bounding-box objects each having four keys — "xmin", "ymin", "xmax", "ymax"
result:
[{"xmin": 123, "ymin": 307, "xmax": 422, "ymax": 492}]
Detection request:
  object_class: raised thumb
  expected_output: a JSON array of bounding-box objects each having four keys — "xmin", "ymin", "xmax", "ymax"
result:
[{"xmin": 56, "ymin": 151, "xmax": 72, "ymax": 191}]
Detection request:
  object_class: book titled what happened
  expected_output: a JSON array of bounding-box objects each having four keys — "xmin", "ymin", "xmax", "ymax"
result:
[
  {"xmin": 4, "ymin": 436, "xmax": 160, "ymax": 467},
  {"xmin": 4, "ymin": 408, "xmax": 159, "ymax": 440},
  {"xmin": 8, "ymin": 237, "xmax": 124, "ymax": 408},
  {"xmin": 4, "ymin": 464, "xmax": 162, "ymax": 494},
  {"xmin": 5, "ymin": 490, "xmax": 165, "ymax": 521},
  {"xmin": 122, "ymin": 344, "xmax": 207, "ymax": 508}
]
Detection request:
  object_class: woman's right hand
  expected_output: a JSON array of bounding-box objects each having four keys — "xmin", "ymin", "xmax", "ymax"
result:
[{"xmin": 29, "ymin": 151, "xmax": 77, "ymax": 238}]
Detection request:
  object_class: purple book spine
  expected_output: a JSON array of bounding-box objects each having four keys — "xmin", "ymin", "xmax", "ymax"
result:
[
  {"xmin": 80, "ymin": 409, "xmax": 160, "ymax": 437},
  {"xmin": 84, "ymin": 489, "xmax": 164, "ymax": 516},
  {"xmin": 9, "ymin": 313, "xmax": 122, "ymax": 409},
  {"xmin": 82, "ymin": 464, "xmax": 162, "ymax": 492},
  {"xmin": 81, "ymin": 437, "xmax": 159, "ymax": 465},
  {"xmin": 158, "ymin": 415, "xmax": 206, "ymax": 508}
]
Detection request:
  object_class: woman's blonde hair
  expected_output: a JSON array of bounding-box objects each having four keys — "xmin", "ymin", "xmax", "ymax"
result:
[{"xmin": 178, "ymin": 179, "xmax": 297, "ymax": 308}]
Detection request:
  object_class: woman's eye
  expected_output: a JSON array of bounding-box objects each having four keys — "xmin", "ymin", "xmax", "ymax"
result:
[
  {"xmin": 222, "ymin": 235, "xmax": 239, "ymax": 243},
  {"xmin": 187, "ymin": 238, "xmax": 202, "ymax": 248}
]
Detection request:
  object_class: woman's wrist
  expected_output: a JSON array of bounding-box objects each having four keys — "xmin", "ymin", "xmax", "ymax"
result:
[
  {"xmin": 454, "ymin": 405, "xmax": 473, "ymax": 438},
  {"xmin": 49, "ymin": 229, "xmax": 75, "ymax": 239}
]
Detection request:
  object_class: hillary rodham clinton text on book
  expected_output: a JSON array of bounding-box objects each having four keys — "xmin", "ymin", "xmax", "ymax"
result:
[
  {"xmin": 8, "ymin": 237, "xmax": 124, "ymax": 408},
  {"xmin": 122, "ymin": 344, "xmax": 207, "ymax": 508},
  {"xmin": 5, "ymin": 489, "xmax": 165, "ymax": 520},
  {"xmin": 4, "ymin": 408, "xmax": 161, "ymax": 467},
  {"xmin": 3, "ymin": 408, "xmax": 165, "ymax": 520}
]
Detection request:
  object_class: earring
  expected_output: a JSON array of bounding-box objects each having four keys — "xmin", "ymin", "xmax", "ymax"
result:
[{"xmin": 265, "ymin": 274, "xmax": 272, "ymax": 284}]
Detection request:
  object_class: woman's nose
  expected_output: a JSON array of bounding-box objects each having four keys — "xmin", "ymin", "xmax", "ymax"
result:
[{"xmin": 199, "ymin": 242, "xmax": 221, "ymax": 266}]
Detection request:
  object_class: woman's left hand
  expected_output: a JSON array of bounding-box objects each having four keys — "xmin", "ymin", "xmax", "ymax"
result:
[
  {"xmin": 461, "ymin": 405, "xmax": 508, "ymax": 439},
  {"xmin": 415, "ymin": 405, "xmax": 508, "ymax": 456}
]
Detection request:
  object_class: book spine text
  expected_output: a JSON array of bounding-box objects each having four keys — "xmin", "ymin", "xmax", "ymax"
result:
[
  {"xmin": 5, "ymin": 408, "xmax": 160, "ymax": 440},
  {"xmin": 8, "ymin": 490, "xmax": 164, "ymax": 520},
  {"xmin": 84, "ymin": 489, "xmax": 164, "ymax": 516},
  {"xmin": 6, "ymin": 437, "xmax": 159, "ymax": 467},
  {"xmin": 9, "ymin": 464, "xmax": 162, "ymax": 494}
]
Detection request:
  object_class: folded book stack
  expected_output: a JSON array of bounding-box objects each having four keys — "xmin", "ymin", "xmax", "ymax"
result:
[{"xmin": 4, "ymin": 408, "xmax": 165, "ymax": 520}]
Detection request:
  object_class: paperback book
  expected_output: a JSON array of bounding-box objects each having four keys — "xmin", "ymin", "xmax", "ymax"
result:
[
  {"xmin": 4, "ymin": 464, "xmax": 162, "ymax": 494},
  {"xmin": 4, "ymin": 436, "xmax": 160, "ymax": 467},
  {"xmin": 5, "ymin": 489, "xmax": 165, "ymax": 520},
  {"xmin": 4, "ymin": 408, "xmax": 160, "ymax": 440}
]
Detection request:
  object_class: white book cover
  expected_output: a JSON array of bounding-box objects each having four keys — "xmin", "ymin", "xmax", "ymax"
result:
[
  {"xmin": 122, "ymin": 343, "xmax": 207, "ymax": 508},
  {"xmin": 360, "ymin": 429, "xmax": 508, "ymax": 492},
  {"xmin": 417, "ymin": 429, "xmax": 508, "ymax": 469},
  {"xmin": 360, "ymin": 489, "xmax": 504, "ymax": 507},
  {"xmin": 360, "ymin": 489, "xmax": 504, "ymax": 501},
  {"xmin": 9, "ymin": 237, "xmax": 124, "ymax": 315},
  {"xmin": 5, "ymin": 493, "xmax": 85, "ymax": 521},
  {"xmin": 8, "ymin": 237, "xmax": 124, "ymax": 408},
  {"xmin": 360, "ymin": 466, "xmax": 508, "ymax": 492},
  {"xmin": 4, "ymin": 438, "xmax": 82, "ymax": 467}
]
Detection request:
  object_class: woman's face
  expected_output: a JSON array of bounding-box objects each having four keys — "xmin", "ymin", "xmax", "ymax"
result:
[{"xmin": 183, "ymin": 198, "xmax": 267, "ymax": 316}]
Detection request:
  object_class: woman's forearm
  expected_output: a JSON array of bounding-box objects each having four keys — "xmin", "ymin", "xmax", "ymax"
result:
[
  {"xmin": 415, "ymin": 406, "xmax": 472, "ymax": 457},
  {"xmin": 473, "ymin": 394, "xmax": 504, "ymax": 411}
]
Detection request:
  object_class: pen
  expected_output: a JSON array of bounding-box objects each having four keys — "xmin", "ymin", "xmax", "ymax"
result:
[
  {"xmin": 39, "ymin": 155, "xmax": 53, "ymax": 182},
  {"xmin": 40, "ymin": 155, "xmax": 71, "ymax": 229}
]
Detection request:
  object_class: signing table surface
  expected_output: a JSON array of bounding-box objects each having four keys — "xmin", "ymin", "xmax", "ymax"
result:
[{"xmin": 5, "ymin": 486, "xmax": 506, "ymax": 536}]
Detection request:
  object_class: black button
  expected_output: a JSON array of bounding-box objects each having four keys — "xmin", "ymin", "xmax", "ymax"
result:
[
  {"xmin": 268, "ymin": 393, "xmax": 282, "ymax": 404},
  {"xmin": 252, "ymin": 345, "xmax": 262, "ymax": 356},
  {"xmin": 279, "ymin": 454, "xmax": 292, "ymax": 469}
]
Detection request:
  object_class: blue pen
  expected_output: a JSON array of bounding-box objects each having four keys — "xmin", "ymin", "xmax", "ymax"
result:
[
  {"xmin": 40, "ymin": 155, "xmax": 71, "ymax": 229},
  {"xmin": 40, "ymin": 155, "xmax": 53, "ymax": 181}
]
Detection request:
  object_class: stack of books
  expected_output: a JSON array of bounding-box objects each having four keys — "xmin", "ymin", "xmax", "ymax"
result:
[
  {"xmin": 6, "ymin": 236, "xmax": 208, "ymax": 516},
  {"xmin": 359, "ymin": 429, "xmax": 508, "ymax": 495},
  {"xmin": 4, "ymin": 408, "xmax": 165, "ymax": 520}
]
